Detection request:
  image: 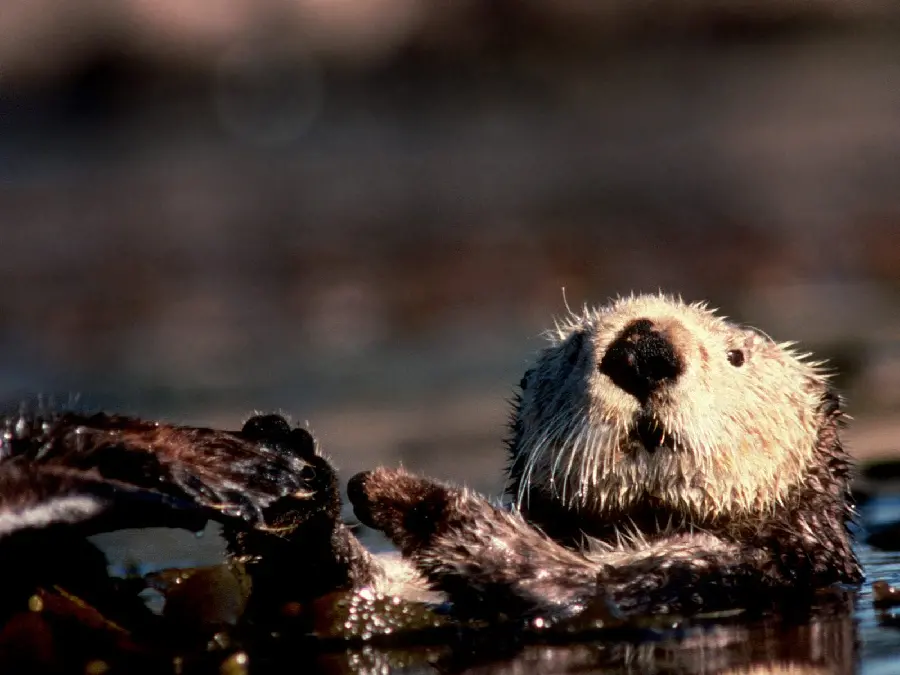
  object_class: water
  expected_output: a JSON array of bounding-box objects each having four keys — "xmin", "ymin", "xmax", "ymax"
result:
[
  {"xmin": 855, "ymin": 494, "xmax": 900, "ymax": 674},
  {"xmin": 859, "ymin": 547, "xmax": 900, "ymax": 674}
]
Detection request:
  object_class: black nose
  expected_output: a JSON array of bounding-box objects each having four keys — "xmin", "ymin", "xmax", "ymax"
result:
[{"xmin": 599, "ymin": 318, "xmax": 683, "ymax": 404}]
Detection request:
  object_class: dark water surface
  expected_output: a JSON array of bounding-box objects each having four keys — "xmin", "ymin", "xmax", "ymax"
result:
[
  {"xmin": 859, "ymin": 547, "xmax": 900, "ymax": 675},
  {"xmin": 855, "ymin": 496, "xmax": 900, "ymax": 675}
]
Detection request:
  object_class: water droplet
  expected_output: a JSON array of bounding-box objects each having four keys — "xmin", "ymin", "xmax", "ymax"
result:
[{"xmin": 219, "ymin": 651, "xmax": 248, "ymax": 675}]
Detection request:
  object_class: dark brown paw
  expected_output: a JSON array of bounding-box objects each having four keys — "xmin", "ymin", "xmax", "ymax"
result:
[
  {"xmin": 347, "ymin": 468, "xmax": 454, "ymax": 555},
  {"xmin": 348, "ymin": 468, "xmax": 602, "ymax": 620},
  {"xmin": 239, "ymin": 414, "xmax": 317, "ymax": 462}
]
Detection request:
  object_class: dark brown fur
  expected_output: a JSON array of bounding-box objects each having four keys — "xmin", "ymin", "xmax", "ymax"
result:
[
  {"xmin": 0, "ymin": 410, "xmax": 319, "ymax": 533},
  {"xmin": 348, "ymin": 440, "xmax": 858, "ymax": 622},
  {"xmin": 0, "ymin": 409, "xmax": 373, "ymax": 614}
]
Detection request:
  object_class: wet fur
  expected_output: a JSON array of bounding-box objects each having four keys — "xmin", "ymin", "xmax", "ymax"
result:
[
  {"xmin": 349, "ymin": 294, "xmax": 863, "ymax": 619},
  {"xmin": 0, "ymin": 409, "xmax": 380, "ymax": 612},
  {"xmin": 0, "ymin": 409, "xmax": 322, "ymax": 534}
]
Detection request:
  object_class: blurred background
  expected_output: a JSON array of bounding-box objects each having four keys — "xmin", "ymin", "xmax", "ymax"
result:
[{"xmin": 2, "ymin": 0, "xmax": 900, "ymax": 500}]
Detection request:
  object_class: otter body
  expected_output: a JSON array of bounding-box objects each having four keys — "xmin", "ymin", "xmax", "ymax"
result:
[
  {"xmin": 0, "ymin": 293, "xmax": 864, "ymax": 626},
  {"xmin": 350, "ymin": 294, "xmax": 863, "ymax": 619},
  {"xmin": 507, "ymin": 294, "xmax": 860, "ymax": 588}
]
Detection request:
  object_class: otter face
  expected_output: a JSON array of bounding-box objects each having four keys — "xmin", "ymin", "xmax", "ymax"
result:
[{"xmin": 509, "ymin": 294, "xmax": 836, "ymax": 525}]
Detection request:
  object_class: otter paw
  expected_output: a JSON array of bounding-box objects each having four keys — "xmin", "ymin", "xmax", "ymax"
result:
[
  {"xmin": 347, "ymin": 468, "xmax": 454, "ymax": 555},
  {"xmin": 348, "ymin": 468, "xmax": 603, "ymax": 620}
]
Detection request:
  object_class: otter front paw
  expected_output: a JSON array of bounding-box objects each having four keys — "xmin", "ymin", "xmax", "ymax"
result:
[
  {"xmin": 346, "ymin": 468, "xmax": 453, "ymax": 556},
  {"xmin": 348, "ymin": 468, "xmax": 601, "ymax": 620}
]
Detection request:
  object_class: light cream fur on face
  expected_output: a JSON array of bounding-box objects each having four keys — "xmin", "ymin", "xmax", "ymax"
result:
[{"xmin": 514, "ymin": 293, "xmax": 831, "ymax": 522}]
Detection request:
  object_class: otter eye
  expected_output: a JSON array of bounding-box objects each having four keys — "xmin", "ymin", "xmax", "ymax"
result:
[{"xmin": 727, "ymin": 349, "xmax": 745, "ymax": 367}]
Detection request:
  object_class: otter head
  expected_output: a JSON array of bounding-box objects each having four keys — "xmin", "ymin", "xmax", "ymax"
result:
[{"xmin": 507, "ymin": 293, "xmax": 846, "ymax": 537}]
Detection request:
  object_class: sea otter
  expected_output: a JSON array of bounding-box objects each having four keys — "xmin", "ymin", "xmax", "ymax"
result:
[
  {"xmin": 348, "ymin": 293, "xmax": 863, "ymax": 620},
  {"xmin": 0, "ymin": 292, "xmax": 864, "ymax": 626}
]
